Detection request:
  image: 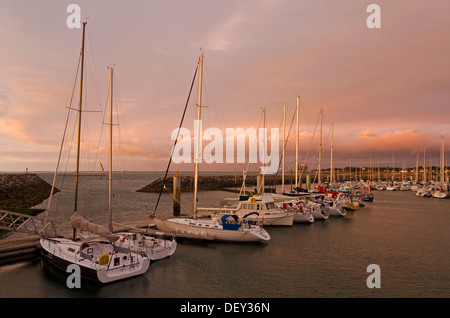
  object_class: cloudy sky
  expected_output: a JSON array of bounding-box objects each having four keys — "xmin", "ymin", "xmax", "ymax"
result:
[{"xmin": 0, "ymin": 0, "xmax": 449, "ymax": 173}]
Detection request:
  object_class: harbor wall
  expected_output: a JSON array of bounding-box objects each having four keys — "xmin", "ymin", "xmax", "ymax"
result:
[
  {"xmin": 0, "ymin": 174, "xmax": 55, "ymax": 209},
  {"xmin": 137, "ymin": 175, "xmax": 284, "ymax": 193}
]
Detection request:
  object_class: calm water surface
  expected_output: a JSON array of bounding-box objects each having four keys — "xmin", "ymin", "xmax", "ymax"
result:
[{"xmin": 1, "ymin": 172, "xmax": 449, "ymax": 298}]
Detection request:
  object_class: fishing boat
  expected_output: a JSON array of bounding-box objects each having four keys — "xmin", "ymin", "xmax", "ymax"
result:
[
  {"xmin": 40, "ymin": 23, "xmax": 150, "ymax": 283},
  {"xmin": 153, "ymin": 54, "xmax": 270, "ymax": 243}
]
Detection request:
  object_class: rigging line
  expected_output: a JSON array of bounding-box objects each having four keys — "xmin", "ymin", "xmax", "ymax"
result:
[
  {"xmin": 93, "ymin": 80, "xmax": 109, "ymax": 171},
  {"xmin": 86, "ymin": 26, "xmax": 103, "ymax": 111},
  {"xmin": 244, "ymin": 113, "xmax": 263, "ymax": 175},
  {"xmin": 45, "ymin": 53, "xmax": 81, "ymax": 227},
  {"xmin": 153, "ymin": 63, "xmax": 199, "ymax": 214},
  {"xmin": 272, "ymin": 105, "xmax": 296, "ymax": 184},
  {"xmin": 204, "ymin": 59, "xmax": 228, "ymax": 129},
  {"xmin": 299, "ymin": 109, "xmax": 320, "ymax": 184},
  {"xmin": 113, "ymin": 78, "xmax": 137, "ymax": 172}
]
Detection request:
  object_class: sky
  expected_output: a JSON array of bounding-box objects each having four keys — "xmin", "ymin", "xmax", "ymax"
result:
[{"xmin": 0, "ymin": 0, "xmax": 449, "ymax": 173}]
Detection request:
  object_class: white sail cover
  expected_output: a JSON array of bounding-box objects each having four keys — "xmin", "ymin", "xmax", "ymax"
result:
[{"xmin": 71, "ymin": 211, "xmax": 119, "ymax": 242}]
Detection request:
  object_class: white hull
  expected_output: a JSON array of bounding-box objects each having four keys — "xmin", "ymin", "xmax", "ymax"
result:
[
  {"xmin": 293, "ymin": 212, "xmax": 315, "ymax": 223},
  {"xmin": 40, "ymin": 237, "xmax": 150, "ymax": 284},
  {"xmin": 328, "ymin": 206, "xmax": 346, "ymax": 217},
  {"xmin": 416, "ymin": 189, "xmax": 432, "ymax": 197},
  {"xmin": 211, "ymin": 211, "xmax": 293, "ymax": 227},
  {"xmin": 153, "ymin": 218, "xmax": 270, "ymax": 242},
  {"xmin": 432, "ymin": 191, "xmax": 449, "ymax": 199},
  {"xmin": 311, "ymin": 209, "xmax": 329, "ymax": 220},
  {"xmin": 117, "ymin": 232, "xmax": 177, "ymax": 261}
]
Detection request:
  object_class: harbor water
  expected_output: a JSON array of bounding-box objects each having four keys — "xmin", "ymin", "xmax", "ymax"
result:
[{"xmin": 1, "ymin": 171, "xmax": 449, "ymax": 299}]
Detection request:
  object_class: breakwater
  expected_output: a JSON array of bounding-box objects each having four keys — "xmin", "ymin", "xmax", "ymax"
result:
[
  {"xmin": 0, "ymin": 173, "xmax": 56, "ymax": 209},
  {"xmin": 137, "ymin": 174, "xmax": 285, "ymax": 193}
]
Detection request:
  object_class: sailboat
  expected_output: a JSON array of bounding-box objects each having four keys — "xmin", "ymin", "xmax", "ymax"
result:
[
  {"xmin": 102, "ymin": 67, "xmax": 177, "ymax": 261},
  {"xmin": 153, "ymin": 54, "xmax": 270, "ymax": 242},
  {"xmin": 40, "ymin": 22, "xmax": 150, "ymax": 283},
  {"xmin": 277, "ymin": 96, "xmax": 314, "ymax": 223},
  {"xmin": 206, "ymin": 109, "xmax": 293, "ymax": 227},
  {"xmin": 432, "ymin": 136, "xmax": 449, "ymax": 199}
]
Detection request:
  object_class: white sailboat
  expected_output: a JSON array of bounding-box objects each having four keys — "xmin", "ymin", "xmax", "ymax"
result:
[
  {"xmin": 432, "ymin": 136, "xmax": 449, "ymax": 199},
  {"xmin": 277, "ymin": 96, "xmax": 314, "ymax": 223},
  {"xmin": 277, "ymin": 199, "xmax": 315, "ymax": 224},
  {"xmin": 104, "ymin": 66, "xmax": 176, "ymax": 261},
  {"xmin": 40, "ymin": 22, "xmax": 150, "ymax": 283},
  {"xmin": 312, "ymin": 108, "xmax": 329, "ymax": 220},
  {"xmin": 153, "ymin": 54, "xmax": 270, "ymax": 243}
]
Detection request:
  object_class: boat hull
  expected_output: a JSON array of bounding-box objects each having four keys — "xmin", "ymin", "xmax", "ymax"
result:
[
  {"xmin": 432, "ymin": 192, "xmax": 449, "ymax": 199},
  {"xmin": 153, "ymin": 218, "xmax": 270, "ymax": 242},
  {"xmin": 116, "ymin": 232, "xmax": 177, "ymax": 262},
  {"xmin": 40, "ymin": 237, "xmax": 150, "ymax": 284},
  {"xmin": 212, "ymin": 212, "xmax": 293, "ymax": 227},
  {"xmin": 311, "ymin": 210, "xmax": 329, "ymax": 220},
  {"xmin": 328, "ymin": 206, "xmax": 346, "ymax": 217},
  {"xmin": 293, "ymin": 212, "xmax": 314, "ymax": 223}
]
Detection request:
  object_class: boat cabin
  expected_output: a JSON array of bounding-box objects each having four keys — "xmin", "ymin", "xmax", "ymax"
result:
[{"xmin": 236, "ymin": 195, "xmax": 278, "ymax": 211}]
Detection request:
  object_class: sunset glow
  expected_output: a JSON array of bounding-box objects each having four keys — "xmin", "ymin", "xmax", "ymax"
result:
[{"xmin": 1, "ymin": 1, "xmax": 449, "ymax": 172}]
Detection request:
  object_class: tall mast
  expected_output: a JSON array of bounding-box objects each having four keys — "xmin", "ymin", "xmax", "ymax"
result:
[
  {"xmin": 440, "ymin": 136, "xmax": 445, "ymax": 184},
  {"xmin": 318, "ymin": 108, "xmax": 323, "ymax": 186},
  {"xmin": 295, "ymin": 95, "xmax": 299, "ymax": 190},
  {"xmin": 73, "ymin": 21, "xmax": 86, "ymax": 240},
  {"xmin": 415, "ymin": 152, "xmax": 419, "ymax": 183},
  {"xmin": 392, "ymin": 153, "xmax": 395, "ymax": 182},
  {"xmin": 108, "ymin": 66, "xmax": 114, "ymax": 231},
  {"xmin": 282, "ymin": 104, "xmax": 286, "ymax": 193},
  {"xmin": 330, "ymin": 123, "xmax": 334, "ymax": 185},
  {"xmin": 262, "ymin": 107, "xmax": 266, "ymax": 194},
  {"xmin": 423, "ymin": 144, "xmax": 426, "ymax": 183},
  {"xmin": 193, "ymin": 54, "xmax": 203, "ymax": 219}
]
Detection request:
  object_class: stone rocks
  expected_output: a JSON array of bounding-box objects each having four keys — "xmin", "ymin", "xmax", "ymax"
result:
[
  {"xmin": 0, "ymin": 174, "xmax": 56, "ymax": 209},
  {"xmin": 137, "ymin": 174, "xmax": 283, "ymax": 193}
]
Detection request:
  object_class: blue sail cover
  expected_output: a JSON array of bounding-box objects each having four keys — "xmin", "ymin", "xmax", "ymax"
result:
[
  {"xmin": 242, "ymin": 212, "xmax": 259, "ymax": 225},
  {"xmin": 220, "ymin": 214, "xmax": 241, "ymax": 231}
]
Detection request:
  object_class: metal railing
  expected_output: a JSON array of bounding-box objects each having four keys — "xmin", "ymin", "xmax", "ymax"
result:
[{"xmin": 0, "ymin": 209, "xmax": 60, "ymax": 237}]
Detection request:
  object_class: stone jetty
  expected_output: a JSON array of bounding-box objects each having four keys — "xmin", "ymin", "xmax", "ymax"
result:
[
  {"xmin": 137, "ymin": 174, "xmax": 285, "ymax": 193},
  {"xmin": 0, "ymin": 174, "xmax": 56, "ymax": 209}
]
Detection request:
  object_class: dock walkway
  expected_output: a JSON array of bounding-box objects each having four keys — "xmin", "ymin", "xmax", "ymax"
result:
[{"xmin": 0, "ymin": 216, "xmax": 212, "ymax": 265}]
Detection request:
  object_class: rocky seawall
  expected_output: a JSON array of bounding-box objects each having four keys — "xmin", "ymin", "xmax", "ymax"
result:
[
  {"xmin": 137, "ymin": 174, "xmax": 285, "ymax": 193},
  {"xmin": 0, "ymin": 174, "xmax": 56, "ymax": 209}
]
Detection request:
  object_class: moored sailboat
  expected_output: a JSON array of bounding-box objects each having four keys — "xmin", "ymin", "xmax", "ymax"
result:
[
  {"xmin": 40, "ymin": 22, "xmax": 150, "ymax": 283},
  {"xmin": 153, "ymin": 54, "xmax": 270, "ymax": 243}
]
